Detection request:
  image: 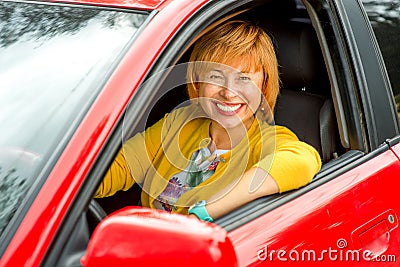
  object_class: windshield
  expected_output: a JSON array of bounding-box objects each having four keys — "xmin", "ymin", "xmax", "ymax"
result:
[{"xmin": 0, "ymin": 1, "xmax": 148, "ymax": 235}]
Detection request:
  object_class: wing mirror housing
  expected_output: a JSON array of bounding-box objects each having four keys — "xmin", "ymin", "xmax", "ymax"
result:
[{"xmin": 81, "ymin": 207, "xmax": 238, "ymax": 267}]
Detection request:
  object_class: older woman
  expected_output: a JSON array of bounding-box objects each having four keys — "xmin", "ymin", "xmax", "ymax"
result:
[{"xmin": 95, "ymin": 20, "xmax": 321, "ymax": 222}]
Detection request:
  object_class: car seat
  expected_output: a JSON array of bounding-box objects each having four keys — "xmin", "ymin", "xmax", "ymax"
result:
[{"xmin": 264, "ymin": 20, "xmax": 340, "ymax": 163}]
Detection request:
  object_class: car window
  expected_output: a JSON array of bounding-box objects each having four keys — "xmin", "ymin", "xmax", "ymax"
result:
[
  {"xmin": 0, "ymin": 1, "xmax": 148, "ymax": 235},
  {"xmin": 361, "ymin": 0, "xmax": 400, "ymax": 121}
]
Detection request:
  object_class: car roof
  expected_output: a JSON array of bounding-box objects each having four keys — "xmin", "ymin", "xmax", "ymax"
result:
[{"xmin": 46, "ymin": 0, "xmax": 168, "ymax": 10}]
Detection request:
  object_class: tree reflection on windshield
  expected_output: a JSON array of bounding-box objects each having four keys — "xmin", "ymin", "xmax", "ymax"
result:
[
  {"xmin": 0, "ymin": 148, "xmax": 39, "ymax": 233},
  {"xmin": 0, "ymin": 3, "xmax": 98, "ymax": 47},
  {"xmin": 0, "ymin": 1, "xmax": 147, "ymax": 236},
  {"xmin": 0, "ymin": 2, "xmax": 145, "ymax": 48},
  {"xmin": 362, "ymin": 0, "xmax": 400, "ymax": 26}
]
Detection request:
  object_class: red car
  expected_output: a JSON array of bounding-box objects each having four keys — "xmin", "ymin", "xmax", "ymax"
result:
[{"xmin": 1, "ymin": 0, "xmax": 399, "ymax": 266}]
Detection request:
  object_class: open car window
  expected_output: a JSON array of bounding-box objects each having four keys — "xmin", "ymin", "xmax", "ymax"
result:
[{"xmin": 95, "ymin": 0, "xmax": 354, "ymax": 224}]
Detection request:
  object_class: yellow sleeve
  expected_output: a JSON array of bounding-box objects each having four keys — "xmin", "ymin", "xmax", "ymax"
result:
[
  {"xmin": 94, "ymin": 147, "xmax": 135, "ymax": 198},
  {"xmin": 255, "ymin": 126, "xmax": 322, "ymax": 193},
  {"xmin": 94, "ymin": 115, "xmax": 167, "ymax": 198}
]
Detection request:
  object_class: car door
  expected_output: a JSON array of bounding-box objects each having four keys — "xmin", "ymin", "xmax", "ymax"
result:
[
  {"xmin": 228, "ymin": 146, "xmax": 400, "ymax": 266},
  {"xmin": 224, "ymin": 0, "xmax": 400, "ymax": 266}
]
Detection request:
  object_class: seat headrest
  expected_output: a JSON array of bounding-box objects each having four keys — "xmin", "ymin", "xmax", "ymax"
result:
[{"xmin": 264, "ymin": 20, "xmax": 329, "ymax": 94}]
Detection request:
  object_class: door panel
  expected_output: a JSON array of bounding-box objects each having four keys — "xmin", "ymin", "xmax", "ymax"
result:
[{"xmin": 229, "ymin": 149, "xmax": 400, "ymax": 266}]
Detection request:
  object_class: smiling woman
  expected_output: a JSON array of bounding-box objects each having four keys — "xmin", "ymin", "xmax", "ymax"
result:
[
  {"xmin": 0, "ymin": 1, "xmax": 148, "ymax": 236},
  {"xmin": 95, "ymin": 20, "xmax": 322, "ymax": 221}
]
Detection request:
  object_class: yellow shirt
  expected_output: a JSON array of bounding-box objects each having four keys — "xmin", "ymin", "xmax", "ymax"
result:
[{"xmin": 95, "ymin": 104, "xmax": 321, "ymax": 214}]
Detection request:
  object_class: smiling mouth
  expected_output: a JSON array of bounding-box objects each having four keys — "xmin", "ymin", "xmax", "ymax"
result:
[{"xmin": 215, "ymin": 102, "xmax": 243, "ymax": 113}]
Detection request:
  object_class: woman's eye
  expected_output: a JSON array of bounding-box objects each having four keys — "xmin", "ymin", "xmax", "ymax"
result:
[
  {"xmin": 238, "ymin": 76, "xmax": 251, "ymax": 82},
  {"xmin": 209, "ymin": 75, "xmax": 223, "ymax": 80}
]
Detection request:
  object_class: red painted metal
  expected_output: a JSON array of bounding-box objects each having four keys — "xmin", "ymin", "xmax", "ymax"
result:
[
  {"xmin": 47, "ymin": 0, "xmax": 165, "ymax": 10},
  {"xmin": 81, "ymin": 207, "xmax": 238, "ymax": 266},
  {"xmin": 1, "ymin": 0, "xmax": 400, "ymax": 266},
  {"xmin": 390, "ymin": 141, "xmax": 400, "ymax": 161},
  {"xmin": 0, "ymin": 0, "xmax": 208, "ymax": 266},
  {"xmin": 228, "ymin": 149, "xmax": 400, "ymax": 266}
]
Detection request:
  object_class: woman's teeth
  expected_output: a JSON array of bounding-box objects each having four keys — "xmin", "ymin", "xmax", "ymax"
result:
[{"xmin": 216, "ymin": 103, "xmax": 241, "ymax": 112}]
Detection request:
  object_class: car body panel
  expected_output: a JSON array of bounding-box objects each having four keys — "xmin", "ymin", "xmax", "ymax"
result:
[
  {"xmin": 389, "ymin": 138, "xmax": 400, "ymax": 161},
  {"xmin": 229, "ymin": 148, "xmax": 400, "ymax": 266},
  {"xmin": 48, "ymin": 0, "xmax": 165, "ymax": 10},
  {"xmin": 1, "ymin": 0, "xmax": 400, "ymax": 266}
]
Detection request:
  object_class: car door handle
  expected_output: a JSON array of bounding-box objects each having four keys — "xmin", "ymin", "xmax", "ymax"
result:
[{"xmin": 351, "ymin": 209, "xmax": 398, "ymax": 258}]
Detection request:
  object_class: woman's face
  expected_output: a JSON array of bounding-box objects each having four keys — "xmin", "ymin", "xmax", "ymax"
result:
[{"xmin": 198, "ymin": 62, "xmax": 264, "ymax": 130}]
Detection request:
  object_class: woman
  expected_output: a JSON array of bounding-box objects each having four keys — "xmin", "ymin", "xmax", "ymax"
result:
[{"xmin": 95, "ymin": 21, "xmax": 321, "ymax": 222}]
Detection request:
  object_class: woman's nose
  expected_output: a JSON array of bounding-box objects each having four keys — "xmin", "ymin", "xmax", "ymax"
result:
[
  {"xmin": 219, "ymin": 86, "xmax": 238, "ymax": 100},
  {"xmin": 219, "ymin": 79, "xmax": 239, "ymax": 99}
]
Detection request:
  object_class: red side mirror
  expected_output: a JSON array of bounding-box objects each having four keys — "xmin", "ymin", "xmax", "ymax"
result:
[{"xmin": 81, "ymin": 207, "xmax": 238, "ymax": 267}]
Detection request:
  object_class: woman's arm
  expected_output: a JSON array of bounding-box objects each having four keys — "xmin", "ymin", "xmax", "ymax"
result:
[
  {"xmin": 94, "ymin": 115, "xmax": 168, "ymax": 198},
  {"xmin": 203, "ymin": 129, "xmax": 322, "ymax": 220},
  {"xmin": 205, "ymin": 167, "xmax": 278, "ymax": 219}
]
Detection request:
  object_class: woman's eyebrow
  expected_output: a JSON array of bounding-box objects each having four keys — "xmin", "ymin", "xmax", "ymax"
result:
[
  {"xmin": 236, "ymin": 71, "xmax": 256, "ymax": 76},
  {"xmin": 209, "ymin": 68, "xmax": 255, "ymax": 76},
  {"xmin": 233, "ymin": 68, "xmax": 256, "ymax": 75},
  {"xmin": 209, "ymin": 69, "xmax": 224, "ymax": 74}
]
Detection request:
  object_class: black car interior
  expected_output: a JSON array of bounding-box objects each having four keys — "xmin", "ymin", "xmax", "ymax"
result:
[{"xmin": 263, "ymin": 19, "xmax": 339, "ymax": 163}]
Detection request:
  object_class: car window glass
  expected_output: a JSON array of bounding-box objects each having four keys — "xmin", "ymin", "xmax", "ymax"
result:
[
  {"xmin": 361, "ymin": 0, "xmax": 400, "ymax": 121},
  {"xmin": 0, "ymin": 1, "xmax": 147, "ymax": 236}
]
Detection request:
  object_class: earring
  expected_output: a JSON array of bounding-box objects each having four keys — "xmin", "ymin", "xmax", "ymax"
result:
[{"xmin": 260, "ymin": 96, "xmax": 265, "ymax": 111}]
